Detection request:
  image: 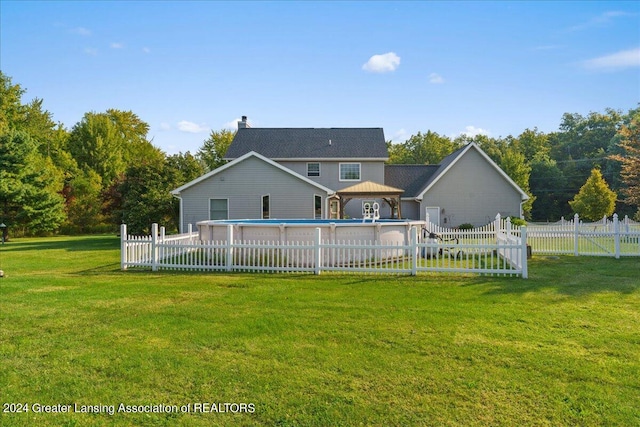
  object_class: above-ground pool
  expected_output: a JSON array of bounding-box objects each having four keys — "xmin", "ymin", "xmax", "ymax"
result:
[
  {"xmin": 196, "ymin": 218, "xmax": 425, "ymax": 267},
  {"xmin": 197, "ymin": 218, "xmax": 423, "ymax": 245}
]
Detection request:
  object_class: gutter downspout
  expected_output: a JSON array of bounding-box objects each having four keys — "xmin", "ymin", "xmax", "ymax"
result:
[{"xmin": 325, "ymin": 192, "xmax": 336, "ymax": 220}]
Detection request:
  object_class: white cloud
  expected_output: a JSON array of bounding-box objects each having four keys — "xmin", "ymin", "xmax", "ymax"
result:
[
  {"xmin": 84, "ymin": 47, "xmax": 98, "ymax": 56},
  {"xmin": 582, "ymin": 47, "xmax": 640, "ymax": 71},
  {"xmin": 142, "ymin": 47, "xmax": 151, "ymax": 54},
  {"xmin": 459, "ymin": 126, "xmax": 490, "ymax": 138},
  {"xmin": 177, "ymin": 120, "xmax": 209, "ymax": 133},
  {"xmin": 70, "ymin": 27, "xmax": 91, "ymax": 36},
  {"xmin": 159, "ymin": 122, "xmax": 171, "ymax": 131},
  {"xmin": 362, "ymin": 52, "xmax": 401, "ymax": 73},
  {"xmin": 110, "ymin": 42, "xmax": 124, "ymax": 49},
  {"xmin": 224, "ymin": 118, "xmax": 240, "ymax": 130},
  {"xmin": 568, "ymin": 10, "xmax": 632, "ymax": 32},
  {"xmin": 428, "ymin": 73, "xmax": 444, "ymax": 84},
  {"xmin": 390, "ymin": 128, "xmax": 409, "ymax": 143}
]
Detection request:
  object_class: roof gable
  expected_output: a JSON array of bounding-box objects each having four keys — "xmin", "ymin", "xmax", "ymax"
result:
[
  {"xmin": 224, "ymin": 128, "xmax": 388, "ymax": 160},
  {"xmin": 171, "ymin": 151, "xmax": 334, "ymax": 195},
  {"xmin": 414, "ymin": 142, "xmax": 529, "ymax": 200}
]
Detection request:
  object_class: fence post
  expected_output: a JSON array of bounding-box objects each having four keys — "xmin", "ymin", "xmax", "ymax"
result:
[
  {"xmin": 624, "ymin": 215, "xmax": 629, "ymax": 234},
  {"xmin": 226, "ymin": 224, "xmax": 234, "ymax": 272},
  {"xmin": 574, "ymin": 213, "xmax": 580, "ymax": 256},
  {"xmin": 188, "ymin": 223, "xmax": 193, "ymax": 244},
  {"xmin": 520, "ymin": 226, "xmax": 528, "ymax": 279},
  {"xmin": 494, "ymin": 213, "xmax": 501, "ymax": 242},
  {"xmin": 314, "ymin": 227, "xmax": 322, "ymax": 275},
  {"xmin": 121, "ymin": 224, "xmax": 127, "ymax": 270},
  {"xmin": 613, "ymin": 213, "xmax": 620, "ymax": 259},
  {"xmin": 411, "ymin": 226, "xmax": 418, "ymax": 276},
  {"xmin": 159, "ymin": 226, "xmax": 166, "ymax": 264},
  {"xmin": 151, "ymin": 223, "xmax": 159, "ymax": 271}
]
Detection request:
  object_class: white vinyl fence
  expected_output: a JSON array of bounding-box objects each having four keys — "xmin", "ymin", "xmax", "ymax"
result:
[
  {"xmin": 425, "ymin": 213, "xmax": 640, "ymax": 258},
  {"xmin": 526, "ymin": 214, "xmax": 640, "ymax": 257},
  {"xmin": 121, "ymin": 223, "xmax": 529, "ymax": 278}
]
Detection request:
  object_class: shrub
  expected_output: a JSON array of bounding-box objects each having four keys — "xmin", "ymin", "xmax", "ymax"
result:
[
  {"xmin": 458, "ymin": 223, "xmax": 474, "ymax": 230},
  {"xmin": 509, "ymin": 217, "xmax": 527, "ymax": 226}
]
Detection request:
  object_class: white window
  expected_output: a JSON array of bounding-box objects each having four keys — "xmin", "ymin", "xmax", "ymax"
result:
[
  {"xmin": 262, "ymin": 195, "xmax": 270, "ymax": 219},
  {"xmin": 209, "ymin": 199, "xmax": 228, "ymax": 220},
  {"xmin": 339, "ymin": 163, "xmax": 361, "ymax": 181},
  {"xmin": 307, "ymin": 163, "xmax": 320, "ymax": 177}
]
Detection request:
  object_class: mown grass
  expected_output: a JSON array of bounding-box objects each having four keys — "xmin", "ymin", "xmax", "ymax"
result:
[{"xmin": 0, "ymin": 235, "xmax": 638, "ymax": 426}]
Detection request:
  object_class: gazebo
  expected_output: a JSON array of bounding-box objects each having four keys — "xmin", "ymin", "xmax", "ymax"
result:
[{"xmin": 336, "ymin": 181, "xmax": 404, "ymax": 219}]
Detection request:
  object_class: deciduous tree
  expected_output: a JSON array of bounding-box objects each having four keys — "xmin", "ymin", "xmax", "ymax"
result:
[
  {"xmin": 197, "ymin": 129, "xmax": 234, "ymax": 171},
  {"xmin": 387, "ymin": 131, "xmax": 460, "ymax": 165},
  {"xmin": 609, "ymin": 111, "xmax": 640, "ymax": 219}
]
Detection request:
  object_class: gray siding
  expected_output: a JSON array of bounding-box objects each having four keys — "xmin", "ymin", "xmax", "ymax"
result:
[
  {"xmin": 400, "ymin": 200, "xmax": 420, "ymax": 220},
  {"xmin": 178, "ymin": 157, "xmax": 330, "ymax": 232},
  {"xmin": 420, "ymin": 148, "xmax": 523, "ymax": 227},
  {"xmin": 277, "ymin": 160, "xmax": 385, "ymax": 191}
]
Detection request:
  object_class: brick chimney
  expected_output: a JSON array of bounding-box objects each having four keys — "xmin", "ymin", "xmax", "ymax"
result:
[{"xmin": 237, "ymin": 115, "xmax": 249, "ymax": 129}]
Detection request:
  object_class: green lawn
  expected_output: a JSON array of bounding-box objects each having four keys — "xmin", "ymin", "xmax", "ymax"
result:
[{"xmin": 0, "ymin": 235, "xmax": 638, "ymax": 426}]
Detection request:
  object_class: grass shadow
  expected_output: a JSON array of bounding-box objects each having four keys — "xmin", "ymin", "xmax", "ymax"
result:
[
  {"xmin": 2, "ymin": 235, "xmax": 120, "ymax": 252},
  {"xmin": 473, "ymin": 256, "xmax": 640, "ymax": 297},
  {"xmin": 73, "ymin": 262, "xmax": 123, "ymax": 275}
]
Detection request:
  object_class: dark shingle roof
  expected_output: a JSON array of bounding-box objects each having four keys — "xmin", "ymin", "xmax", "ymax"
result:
[
  {"xmin": 224, "ymin": 128, "xmax": 388, "ymax": 159},
  {"xmin": 384, "ymin": 165, "xmax": 440, "ymax": 198}
]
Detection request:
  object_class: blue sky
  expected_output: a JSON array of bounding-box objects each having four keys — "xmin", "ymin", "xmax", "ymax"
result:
[{"xmin": 2, "ymin": 1, "xmax": 639, "ymax": 154}]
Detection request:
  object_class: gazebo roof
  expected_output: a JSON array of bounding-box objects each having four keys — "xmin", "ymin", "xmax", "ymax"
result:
[
  {"xmin": 337, "ymin": 181, "xmax": 404, "ymax": 196},
  {"xmin": 335, "ymin": 181, "xmax": 404, "ymax": 219}
]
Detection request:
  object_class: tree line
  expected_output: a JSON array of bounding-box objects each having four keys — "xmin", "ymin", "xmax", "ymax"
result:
[
  {"xmin": 1, "ymin": 71, "xmax": 638, "ymax": 237},
  {"xmin": 387, "ymin": 107, "xmax": 639, "ymax": 222},
  {"xmin": 0, "ymin": 72, "xmax": 234, "ymax": 237}
]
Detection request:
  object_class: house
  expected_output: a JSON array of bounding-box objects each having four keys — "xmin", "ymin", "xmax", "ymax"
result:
[
  {"xmin": 171, "ymin": 117, "xmax": 528, "ymax": 232},
  {"xmin": 385, "ymin": 144, "xmax": 530, "ymax": 227}
]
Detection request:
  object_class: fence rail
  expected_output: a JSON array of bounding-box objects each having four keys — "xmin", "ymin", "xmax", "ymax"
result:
[
  {"xmin": 425, "ymin": 213, "xmax": 640, "ymax": 259},
  {"xmin": 120, "ymin": 214, "xmax": 638, "ymax": 278},
  {"xmin": 526, "ymin": 214, "xmax": 640, "ymax": 257},
  {"xmin": 121, "ymin": 223, "xmax": 528, "ymax": 278}
]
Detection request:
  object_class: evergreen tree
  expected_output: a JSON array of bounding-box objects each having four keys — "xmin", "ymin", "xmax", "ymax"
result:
[
  {"xmin": 0, "ymin": 131, "xmax": 66, "ymax": 235},
  {"xmin": 569, "ymin": 168, "xmax": 617, "ymax": 221}
]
